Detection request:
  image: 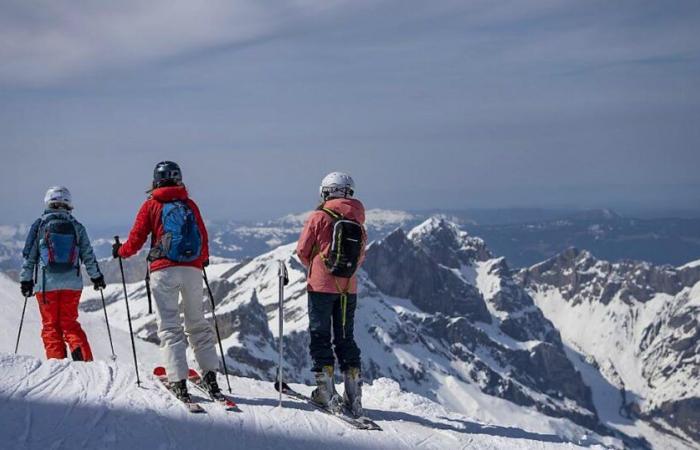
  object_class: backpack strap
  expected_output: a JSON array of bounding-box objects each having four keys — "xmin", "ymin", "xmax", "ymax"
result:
[
  {"xmin": 333, "ymin": 277, "xmax": 351, "ymax": 339},
  {"xmin": 68, "ymin": 217, "xmax": 81, "ymax": 272},
  {"xmin": 317, "ymin": 204, "xmax": 344, "ymax": 221}
]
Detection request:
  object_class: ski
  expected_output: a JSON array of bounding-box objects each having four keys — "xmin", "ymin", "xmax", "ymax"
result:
[
  {"xmin": 152, "ymin": 366, "xmax": 206, "ymax": 414},
  {"xmin": 187, "ymin": 368, "xmax": 241, "ymax": 412},
  {"xmin": 273, "ymin": 382, "xmax": 382, "ymax": 431}
]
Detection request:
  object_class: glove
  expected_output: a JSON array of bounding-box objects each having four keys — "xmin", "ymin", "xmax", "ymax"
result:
[
  {"xmin": 112, "ymin": 242, "xmax": 122, "ymax": 259},
  {"xmin": 203, "ymin": 259, "xmax": 210, "ymax": 267},
  {"xmin": 20, "ymin": 280, "xmax": 34, "ymax": 297},
  {"xmin": 91, "ymin": 275, "xmax": 106, "ymax": 291}
]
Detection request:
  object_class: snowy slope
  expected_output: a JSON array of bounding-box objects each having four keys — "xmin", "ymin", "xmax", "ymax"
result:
[
  {"xmin": 519, "ymin": 249, "xmax": 700, "ymax": 447},
  {"xmin": 0, "ymin": 352, "xmax": 613, "ymax": 450}
]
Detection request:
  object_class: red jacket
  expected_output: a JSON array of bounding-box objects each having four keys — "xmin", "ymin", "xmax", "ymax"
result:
[
  {"xmin": 296, "ymin": 198, "xmax": 366, "ymax": 294},
  {"xmin": 118, "ymin": 186, "xmax": 209, "ymax": 272}
]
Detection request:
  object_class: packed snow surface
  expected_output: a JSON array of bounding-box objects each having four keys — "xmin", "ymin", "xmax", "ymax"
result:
[{"xmin": 0, "ymin": 354, "xmax": 608, "ymax": 450}]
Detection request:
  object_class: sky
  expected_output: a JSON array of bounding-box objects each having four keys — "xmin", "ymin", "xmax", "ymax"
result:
[{"xmin": 1, "ymin": 0, "xmax": 699, "ymax": 226}]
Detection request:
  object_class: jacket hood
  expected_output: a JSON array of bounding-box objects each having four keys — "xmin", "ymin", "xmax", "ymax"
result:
[
  {"xmin": 322, "ymin": 198, "xmax": 365, "ymax": 224},
  {"xmin": 152, "ymin": 186, "xmax": 189, "ymax": 203}
]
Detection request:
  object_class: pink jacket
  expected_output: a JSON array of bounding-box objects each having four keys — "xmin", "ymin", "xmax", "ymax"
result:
[{"xmin": 296, "ymin": 198, "xmax": 367, "ymax": 294}]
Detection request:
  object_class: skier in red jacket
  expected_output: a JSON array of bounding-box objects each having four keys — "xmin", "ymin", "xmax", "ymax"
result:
[{"xmin": 113, "ymin": 161, "xmax": 220, "ymax": 402}]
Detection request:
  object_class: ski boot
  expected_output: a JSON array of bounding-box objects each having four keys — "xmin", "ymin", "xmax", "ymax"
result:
[
  {"xmin": 311, "ymin": 365, "xmax": 342, "ymax": 413},
  {"xmin": 202, "ymin": 371, "xmax": 224, "ymax": 400},
  {"xmin": 342, "ymin": 367, "xmax": 363, "ymax": 418},
  {"xmin": 71, "ymin": 347, "xmax": 84, "ymax": 362},
  {"xmin": 171, "ymin": 380, "xmax": 192, "ymax": 403}
]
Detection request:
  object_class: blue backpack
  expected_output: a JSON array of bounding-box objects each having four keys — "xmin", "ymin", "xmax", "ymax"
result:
[
  {"xmin": 150, "ymin": 201, "xmax": 202, "ymax": 262},
  {"xmin": 38, "ymin": 215, "xmax": 80, "ymax": 273}
]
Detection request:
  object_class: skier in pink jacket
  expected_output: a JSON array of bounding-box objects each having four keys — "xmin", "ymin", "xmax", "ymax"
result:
[{"xmin": 296, "ymin": 172, "xmax": 367, "ymax": 417}]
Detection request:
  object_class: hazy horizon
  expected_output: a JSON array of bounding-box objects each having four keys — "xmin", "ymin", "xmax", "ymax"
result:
[{"xmin": 3, "ymin": 203, "xmax": 700, "ymax": 231}]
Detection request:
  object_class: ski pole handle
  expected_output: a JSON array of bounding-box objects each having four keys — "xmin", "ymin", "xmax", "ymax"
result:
[
  {"xmin": 114, "ymin": 236, "xmax": 121, "ymax": 245},
  {"xmin": 278, "ymin": 260, "xmax": 289, "ymax": 286}
]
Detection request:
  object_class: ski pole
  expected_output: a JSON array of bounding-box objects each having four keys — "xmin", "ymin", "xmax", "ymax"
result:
[
  {"xmin": 99, "ymin": 288, "xmax": 116, "ymax": 360},
  {"xmin": 202, "ymin": 268, "xmax": 232, "ymax": 393},
  {"xmin": 14, "ymin": 295, "xmax": 29, "ymax": 354},
  {"xmin": 145, "ymin": 265, "xmax": 153, "ymax": 315},
  {"xmin": 277, "ymin": 260, "xmax": 289, "ymax": 407},
  {"xmin": 115, "ymin": 236, "xmax": 141, "ymax": 386}
]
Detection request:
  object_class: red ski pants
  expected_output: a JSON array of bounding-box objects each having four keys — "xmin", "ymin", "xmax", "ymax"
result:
[{"xmin": 35, "ymin": 290, "xmax": 93, "ymax": 361}]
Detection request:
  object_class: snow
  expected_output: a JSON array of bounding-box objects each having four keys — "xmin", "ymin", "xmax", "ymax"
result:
[
  {"xmin": 475, "ymin": 259, "xmax": 503, "ymax": 301},
  {"xmin": 364, "ymin": 209, "xmax": 415, "ymax": 228},
  {"xmin": 407, "ymin": 216, "xmax": 452, "ymax": 240},
  {"xmin": 531, "ymin": 287, "xmax": 664, "ymax": 395},
  {"xmin": 0, "ymin": 351, "xmax": 613, "ymax": 450},
  {"xmin": 529, "ymin": 285, "xmax": 699, "ymax": 450},
  {"xmin": 276, "ymin": 209, "xmax": 415, "ymax": 231},
  {"xmin": 277, "ymin": 211, "xmax": 312, "ymax": 226},
  {"xmin": 558, "ymin": 345, "xmax": 692, "ymax": 450},
  {"xmin": 677, "ymin": 259, "xmax": 700, "ymax": 270}
]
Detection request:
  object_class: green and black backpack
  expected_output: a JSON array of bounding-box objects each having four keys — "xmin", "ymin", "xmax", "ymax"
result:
[{"xmin": 318, "ymin": 206, "xmax": 364, "ymax": 278}]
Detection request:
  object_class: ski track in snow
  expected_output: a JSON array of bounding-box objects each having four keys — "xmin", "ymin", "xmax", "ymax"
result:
[{"xmin": 0, "ymin": 352, "xmax": 611, "ymax": 450}]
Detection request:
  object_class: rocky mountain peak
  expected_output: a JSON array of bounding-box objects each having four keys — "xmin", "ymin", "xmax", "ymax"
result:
[
  {"xmin": 407, "ymin": 216, "xmax": 492, "ymax": 267},
  {"xmin": 520, "ymin": 248, "xmax": 700, "ymax": 305},
  {"xmin": 364, "ymin": 227, "xmax": 492, "ymax": 322}
]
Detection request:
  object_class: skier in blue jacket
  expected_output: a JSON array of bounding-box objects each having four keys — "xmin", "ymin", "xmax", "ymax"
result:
[{"xmin": 19, "ymin": 186, "xmax": 105, "ymax": 361}]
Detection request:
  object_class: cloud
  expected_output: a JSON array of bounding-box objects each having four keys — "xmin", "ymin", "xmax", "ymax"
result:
[
  {"xmin": 0, "ymin": 0, "xmax": 353, "ymax": 86},
  {"xmin": 2, "ymin": 0, "xmax": 699, "ymax": 87}
]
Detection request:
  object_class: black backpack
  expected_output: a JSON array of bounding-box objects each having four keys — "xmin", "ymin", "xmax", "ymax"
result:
[{"xmin": 319, "ymin": 206, "xmax": 364, "ymax": 278}]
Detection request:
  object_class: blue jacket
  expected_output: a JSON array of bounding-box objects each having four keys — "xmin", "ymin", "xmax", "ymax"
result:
[{"xmin": 20, "ymin": 209, "xmax": 102, "ymax": 292}]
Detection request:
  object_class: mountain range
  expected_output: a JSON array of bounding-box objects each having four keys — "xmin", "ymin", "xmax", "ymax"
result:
[{"xmin": 3, "ymin": 208, "xmax": 699, "ymax": 279}]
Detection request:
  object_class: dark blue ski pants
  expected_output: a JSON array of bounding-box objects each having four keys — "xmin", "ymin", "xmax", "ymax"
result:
[{"xmin": 308, "ymin": 291, "xmax": 361, "ymax": 372}]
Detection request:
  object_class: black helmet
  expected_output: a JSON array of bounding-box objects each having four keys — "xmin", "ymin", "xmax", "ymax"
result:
[{"xmin": 153, "ymin": 161, "xmax": 182, "ymax": 188}]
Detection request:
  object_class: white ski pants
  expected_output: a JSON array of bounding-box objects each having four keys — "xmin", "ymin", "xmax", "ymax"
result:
[{"xmin": 151, "ymin": 266, "xmax": 219, "ymax": 381}]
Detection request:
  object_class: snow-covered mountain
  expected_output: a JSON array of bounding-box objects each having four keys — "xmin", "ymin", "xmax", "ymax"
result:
[
  {"xmin": 5, "ymin": 208, "xmax": 699, "ymax": 277},
  {"xmin": 518, "ymin": 249, "xmax": 700, "ymax": 446},
  {"xmin": 0, "ymin": 224, "xmax": 29, "ymax": 278}
]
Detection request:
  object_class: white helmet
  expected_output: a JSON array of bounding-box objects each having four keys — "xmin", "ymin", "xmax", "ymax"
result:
[
  {"xmin": 320, "ymin": 172, "xmax": 355, "ymax": 200},
  {"xmin": 44, "ymin": 186, "xmax": 73, "ymax": 210}
]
